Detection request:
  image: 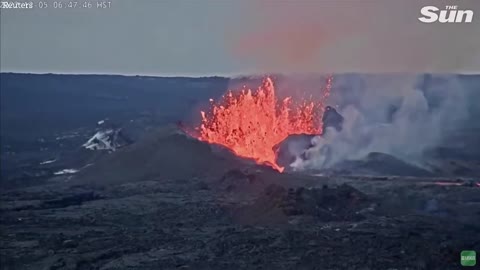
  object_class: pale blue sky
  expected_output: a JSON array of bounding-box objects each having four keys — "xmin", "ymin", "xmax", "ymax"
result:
[{"xmin": 1, "ymin": 0, "xmax": 479, "ymax": 76}]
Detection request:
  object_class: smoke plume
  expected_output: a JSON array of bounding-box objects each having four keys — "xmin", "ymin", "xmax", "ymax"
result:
[
  {"xmin": 230, "ymin": 0, "xmax": 480, "ymax": 74},
  {"xmin": 289, "ymin": 74, "xmax": 470, "ymax": 171}
]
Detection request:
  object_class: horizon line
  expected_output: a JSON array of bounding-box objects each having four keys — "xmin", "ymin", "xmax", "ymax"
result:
[{"xmin": 2, "ymin": 71, "xmax": 480, "ymax": 78}]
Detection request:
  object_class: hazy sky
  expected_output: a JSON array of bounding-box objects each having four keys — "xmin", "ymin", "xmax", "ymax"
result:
[{"xmin": 1, "ymin": 0, "xmax": 479, "ymax": 76}]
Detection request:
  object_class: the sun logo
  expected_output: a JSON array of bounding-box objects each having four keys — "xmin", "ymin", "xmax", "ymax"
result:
[{"xmin": 419, "ymin": 5, "xmax": 474, "ymax": 23}]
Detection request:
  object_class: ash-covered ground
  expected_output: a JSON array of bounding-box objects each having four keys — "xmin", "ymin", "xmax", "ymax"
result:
[{"xmin": 1, "ymin": 73, "xmax": 480, "ymax": 269}]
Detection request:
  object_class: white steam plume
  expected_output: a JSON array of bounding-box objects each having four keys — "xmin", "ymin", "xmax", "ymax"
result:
[{"xmin": 290, "ymin": 74, "xmax": 469, "ymax": 171}]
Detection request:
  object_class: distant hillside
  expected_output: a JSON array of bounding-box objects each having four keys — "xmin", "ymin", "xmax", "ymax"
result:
[{"xmin": 0, "ymin": 73, "xmax": 229, "ymax": 139}]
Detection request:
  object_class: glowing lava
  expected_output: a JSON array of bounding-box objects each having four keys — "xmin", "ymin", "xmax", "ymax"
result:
[{"xmin": 197, "ymin": 76, "xmax": 332, "ymax": 172}]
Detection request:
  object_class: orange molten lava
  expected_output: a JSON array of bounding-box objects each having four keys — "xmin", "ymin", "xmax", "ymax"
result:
[{"xmin": 197, "ymin": 76, "xmax": 332, "ymax": 172}]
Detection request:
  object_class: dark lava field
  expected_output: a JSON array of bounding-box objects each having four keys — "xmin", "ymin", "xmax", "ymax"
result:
[
  {"xmin": 2, "ymin": 127, "xmax": 479, "ymax": 270},
  {"xmin": 1, "ymin": 73, "xmax": 480, "ymax": 270}
]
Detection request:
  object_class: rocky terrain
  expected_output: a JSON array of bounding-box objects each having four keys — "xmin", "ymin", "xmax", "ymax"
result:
[
  {"xmin": 1, "ymin": 130, "xmax": 479, "ymax": 270},
  {"xmin": 2, "ymin": 73, "xmax": 480, "ymax": 269}
]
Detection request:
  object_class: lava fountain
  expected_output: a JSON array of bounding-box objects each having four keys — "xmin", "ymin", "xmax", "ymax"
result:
[{"xmin": 197, "ymin": 76, "xmax": 332, "ymax": 172}]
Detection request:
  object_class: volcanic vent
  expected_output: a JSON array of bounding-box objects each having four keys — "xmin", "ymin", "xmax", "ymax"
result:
[{"xmin": 195, "ymin": 76, "xmax": 332, "ymax": 171}]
